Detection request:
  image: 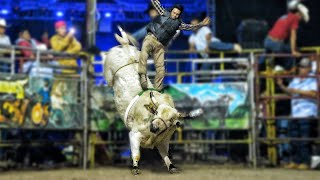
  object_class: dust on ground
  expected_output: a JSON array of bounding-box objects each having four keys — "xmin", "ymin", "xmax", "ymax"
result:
[{"xmin": 0, "ymin": 164, "xmax": 319, "ymax": 180}]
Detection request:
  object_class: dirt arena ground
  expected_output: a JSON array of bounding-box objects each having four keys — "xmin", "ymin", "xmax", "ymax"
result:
[{"xmin": 0, "ymin": 164, "xmax": 319, "ymax": 180}]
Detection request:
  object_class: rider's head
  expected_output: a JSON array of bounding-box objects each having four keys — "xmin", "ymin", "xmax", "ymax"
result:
[{"xmin": 170, "ymin": 4, "xmax": 183, "ymax": 19}]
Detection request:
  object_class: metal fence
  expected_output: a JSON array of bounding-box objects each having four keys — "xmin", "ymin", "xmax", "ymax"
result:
[
  {"xmin": 0, "ymin": 44, "xmax": 320, "ymax": 169},
  {"xmin": 0, "ymin": 44, "xmax": 89, "ymax": 169},
  {"xmin": 254, "ymin": 53, "xmax": 320, "ymax": 166}
]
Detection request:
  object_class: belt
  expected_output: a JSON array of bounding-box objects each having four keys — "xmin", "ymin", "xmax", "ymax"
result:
[{"xmin": 267, "ymin": 35, "xmax": 283, "ymax": 42}]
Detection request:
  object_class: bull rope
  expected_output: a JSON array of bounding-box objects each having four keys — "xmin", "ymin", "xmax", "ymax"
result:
[{"xmin": 124, "ymin": 89, "xmax": 160, "ymax": 126}]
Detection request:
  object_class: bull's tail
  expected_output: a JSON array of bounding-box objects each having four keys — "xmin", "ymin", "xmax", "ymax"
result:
[
  {"xmin": 115, "ymin": 26, "xmax": 139, "ymax": 47},
  {"xmin": 115, "ymin": 26, "xmax": 129, "ymax": 46}
]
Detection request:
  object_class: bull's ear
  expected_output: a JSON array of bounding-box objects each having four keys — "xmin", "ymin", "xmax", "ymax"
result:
[{"xmin": 144, "ymin": 103, "xmax": 158, "ymax": 115}]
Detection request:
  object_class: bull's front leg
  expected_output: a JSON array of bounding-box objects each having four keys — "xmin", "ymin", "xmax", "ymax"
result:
[
  {"xmin": 129, "ymin": 131, "xmax": 142, "ymax": 175},
  {"xmin": 157, "ymin": 140, "xmax": 179, "ymax": 174}
]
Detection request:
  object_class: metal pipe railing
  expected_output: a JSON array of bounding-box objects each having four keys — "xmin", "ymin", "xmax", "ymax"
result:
[
  {"xmin": 1, "ymin": 45, "xmax": 320, "ymax": 169},
  {"xmin": 0, "ymin": 44, "xmax": 89, "ymax": 169},
  {"xmin": 254, "ymin": 53, "xmax": 320, "ymax": 166}
]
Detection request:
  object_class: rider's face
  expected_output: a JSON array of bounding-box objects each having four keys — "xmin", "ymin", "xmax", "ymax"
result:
[{"xmin": 170, "ymin": 8, "xmax": 181, "ymax": 19}]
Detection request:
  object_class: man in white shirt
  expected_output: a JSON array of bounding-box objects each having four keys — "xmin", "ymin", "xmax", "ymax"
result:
[
  {"xmin": 188, "ymin": 17, "xmax": 242, "ymax": 59},
  {"xmin": 0, "ymin": 18, "xmax": 11, "ymax": 46},
  {"xmin": 0, "ymin": 18, "xmax": 11, "ymax": 73},
  {"xmin": 277, "ymin": 58, "xmax": 318, "ymax": 170}
]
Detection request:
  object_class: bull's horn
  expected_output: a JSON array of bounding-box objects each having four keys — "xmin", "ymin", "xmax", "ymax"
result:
[
  {"xmin": 178, "ymin": 108, "xmax": 204, "ymax": 119},
  {"xmin": 178, "ymin": 112, "xmax": 189, "ymax": 119},
  {"xmin": 150, "ymin": 92, "xmax": 159, "ymax": 108},
  {"xmin": 189, "ymin": 108, "xmax": 204, "ymax": 117}
]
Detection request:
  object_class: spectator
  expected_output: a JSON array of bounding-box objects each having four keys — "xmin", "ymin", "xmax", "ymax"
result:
[
  {"xmin": 188, "ymin": 17, "xmax": 241, "ymax": 75},
  {"xmin": 0, "ymin": 18, "xmax": 11, "ymax": 46},
  {"xmin": 276, "ymin": 58, "xmax": 318, "ymax": 170},
  {"xmin": 16, "ymin": 29, "xmax": 38, "ymax": 59},
  {"xmin": 50, "ymin": 21, "xmax": 81, "ymax": 73},
  {"xmin": 262, "ymin": 1, "xmax": 309, "ymax": 69},
  {"xmin": 41, "ymin": 31, "xmax": 50, "ymax": 48},
  {"xmin": 16, "ymin": 29, "xmax": 49, "ymax": 74},
  {"xmin": 188, "ymin": 17, "xmax": 242, "ymax": 59},
  {"xmin": 0, "ymin": 18, "xmax": 11, "ymax": 73}
]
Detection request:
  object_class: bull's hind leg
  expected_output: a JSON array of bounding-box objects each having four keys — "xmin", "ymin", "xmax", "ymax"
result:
[
  {"xmin": 129, "ymin": 131, "xmax": 142, "ymax": 175},
  {"xmin": 157, "ymin": 140, "xmax": 179, "ymax": 174}
]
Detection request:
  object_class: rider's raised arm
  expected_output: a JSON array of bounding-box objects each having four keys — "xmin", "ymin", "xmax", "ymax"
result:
[
  {"xmin": 151, "ymin": 0, "xmax": 166, "ymax": 16},
  {"xmin": 179, "ymin": 22, "xmax": 203, "ymax": 31},
  {"xmin": 179, "ymin": 17, "xmax": 210, "ymax": 31}
]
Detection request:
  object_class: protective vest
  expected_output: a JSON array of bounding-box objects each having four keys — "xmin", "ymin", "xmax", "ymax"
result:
[{"xmin": 147, "ymin": 12, "xmax": 182, "ymax": 46}]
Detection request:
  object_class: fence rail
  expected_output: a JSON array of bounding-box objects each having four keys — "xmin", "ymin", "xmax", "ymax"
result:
[{"xmin": 0, "ymin": 45, "xmax": 320, "ymax": 169}]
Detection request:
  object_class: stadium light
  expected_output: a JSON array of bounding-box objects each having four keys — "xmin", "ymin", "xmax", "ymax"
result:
[
  {"xmin": 0, "ymin": 9, "xmax": 9, "ymax": 15},
  {"xmin": 105, "ymin": 12, "xmax": 112, "ymax": 18},
  {"xmin": 56, "ymin": 11, "xmax": 64, "ymax": 17}
]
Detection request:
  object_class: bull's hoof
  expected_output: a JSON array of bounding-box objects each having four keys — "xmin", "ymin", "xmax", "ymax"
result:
[
  {"xmin": 131, "ymin": 166, "xmax": 141, "ymax": 175},
  {"xmin": 168, "ymin": 164, "xmax": 180, "ymax": 174}
]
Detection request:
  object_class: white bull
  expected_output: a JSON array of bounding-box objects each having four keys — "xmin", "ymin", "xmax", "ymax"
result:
[{"xmin": 102, "ymin": 27, "xmax": 201, "ymax": 175}]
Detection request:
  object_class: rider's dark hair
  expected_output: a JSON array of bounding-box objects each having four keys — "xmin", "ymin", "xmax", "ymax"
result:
[{"xmin": 172, "ymin": 4, "xmax": 184, "ymax": 14}]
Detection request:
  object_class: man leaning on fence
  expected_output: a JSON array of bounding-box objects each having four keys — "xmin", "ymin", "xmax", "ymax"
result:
[
  {"xmin": 188, "ymin": 17, "xmax": 242, "ymax": 59},
  {"xmin": 261, "ymin": 1, "xmax": 309, "ymax": 69},
  {"xmin": 50, "ymin": 21, "xmax": 81, "ymax": 74},
  {"xmin": 276, "ymin": 58, "xmax": 318, "ymax": 170},
  {"xmin": 188, "ymin": 17, "xmax": 242, "ymax": 74}
]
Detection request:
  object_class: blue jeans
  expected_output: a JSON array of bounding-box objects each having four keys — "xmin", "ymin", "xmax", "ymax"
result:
[
  {"xmin": 259, "ymin": 37, "xmax": 294, "ymax": 69},
  {"xmin": 277, "ymin": 119, "xmax": 290, "ymax": 162},
  {"xmin": 289, "ymin": 119, "xmax": 311, "ymax": 164},
  {"xmin": 201, "ymin": 40, "xmax": 234, "ymax": 70},
  {"xmin": 209, "ymin": 41, "xmax": 234, "ymax": 51},
  {"xmin": 264, "ymin": 37, "xmax": 291, "ymax": 53}
]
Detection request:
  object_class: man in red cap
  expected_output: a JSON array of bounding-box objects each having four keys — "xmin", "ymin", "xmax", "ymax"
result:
[{"xmin": 50, "ymin": 20, "xmax": 81, "ymax": 73}]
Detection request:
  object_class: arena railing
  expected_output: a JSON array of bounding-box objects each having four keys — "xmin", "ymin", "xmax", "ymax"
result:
[
  {"xmin": 0, "ymin": 44, "xmax": 90, "ymax": 169},
  {"xmin": 90, "ymin": 47, "xmax": 320, "ymax": 168},
  {"xmin": 1, "ymin": 44, "xmax": 318, "ymax": 169},
  {"xmin": 254, "ymin": 53, "xmax": 320, "ymax": 167}
]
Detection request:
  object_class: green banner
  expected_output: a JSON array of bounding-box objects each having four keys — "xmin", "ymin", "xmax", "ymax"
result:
[
  {"xmin": 89, "ymin": 83, "xmax": 250, "ymax": 131},
  {"xmin": 166, "ymin": 83, "xmax": 250, "ymax": 129}
]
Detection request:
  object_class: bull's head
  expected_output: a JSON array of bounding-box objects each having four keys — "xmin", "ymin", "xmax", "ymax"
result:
[{"xmin": 147, "ymin": 92, "xmax": 203, "ymax": 134}]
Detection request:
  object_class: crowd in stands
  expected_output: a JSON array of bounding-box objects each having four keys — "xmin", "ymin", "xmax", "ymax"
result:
[{"xmin": 0, "ymin": 18, "xmax": 81, "ymax": 74}]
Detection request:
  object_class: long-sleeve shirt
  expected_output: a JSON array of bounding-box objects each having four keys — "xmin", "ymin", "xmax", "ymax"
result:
[
  {"xmin": 50, "ymin": 35, "xmax": 81, "ymax": 54},
  {"xmin": 50, "ymin": 34, "xmax": 82, "ymax": 73}
]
